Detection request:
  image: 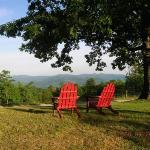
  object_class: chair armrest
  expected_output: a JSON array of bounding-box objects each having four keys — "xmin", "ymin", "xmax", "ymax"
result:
[
  {"xmin": 51, "ymin": 97, "xmax": 59, "ymax": 103},
  {"xmin": 51, "ymin": 97, "xmax": 59, "ymax": 112},
  {"xmin": 87, "ymin": 96, "xmax": 99, "ymax": 98},
  {"xmin": 86, "ymin": 96, "xmax": 99, "ymax": 102}
]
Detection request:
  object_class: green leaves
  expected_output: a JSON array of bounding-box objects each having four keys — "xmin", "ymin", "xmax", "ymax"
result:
[
  {"xmin": 0, "ymin": 70, "xmax": 14, "ymax": 105},
  {"xmin": 126, "ymin": 64, "xmax": 144, "ymax": 93},
  {"xmin": 0, "ymin": 70, "xmax": 55, "ymax": 105},
  {"xmin": 70, "ymin": 27, "xmax": 78, "ymax": 39},
  {"xmin": 0, "ymin": 0, "xmax": 150, "ymax": 72}
]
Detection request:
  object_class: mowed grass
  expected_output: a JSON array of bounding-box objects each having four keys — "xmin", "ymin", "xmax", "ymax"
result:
[{"xmin": 0, "ymin": 100, "xmax": 150, "ymax": 150}]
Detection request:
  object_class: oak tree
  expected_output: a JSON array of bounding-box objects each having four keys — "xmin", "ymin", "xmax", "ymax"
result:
[{"xmin": 0, "ymin": 0, "xmax": 150, "ymax": 99}]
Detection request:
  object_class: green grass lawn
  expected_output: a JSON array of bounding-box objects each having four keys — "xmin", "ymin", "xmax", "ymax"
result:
[{"xmin": 0, "ymin": 100, "xmax": 150, "ymax": 150}]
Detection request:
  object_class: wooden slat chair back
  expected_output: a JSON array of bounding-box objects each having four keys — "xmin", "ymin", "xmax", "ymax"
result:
[
  {"xmin": 58, "ymin": 82, "xmax": 77, "ymax": 109},
  {"xmin": 97, "ymin": 83, "xmax": 115, "ymax": 108},
  {"xmin": 96, "ymin": 82, "xmax": 118, "ymax": 114},
  {"xmin": 56, "ymin": 82, "xmax": 80, "ymax": 118},
  {"xmin": 86, "ymin": 82, "xmax": 118, "ymax": 114}
]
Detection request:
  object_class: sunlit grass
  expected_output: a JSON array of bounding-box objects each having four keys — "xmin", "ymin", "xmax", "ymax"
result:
[{"xmin": 0, "ymin": 100, "xmax": 149, "ymax": 150}]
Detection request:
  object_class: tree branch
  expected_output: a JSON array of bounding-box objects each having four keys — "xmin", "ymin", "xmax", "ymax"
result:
[{"xmin": 128, "ymin": 45, "xmax": 144, "ymax": 51}]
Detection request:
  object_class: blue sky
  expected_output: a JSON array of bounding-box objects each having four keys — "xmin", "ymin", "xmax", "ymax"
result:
[
  {"xmin": 0, "ymin": 0, "xmax": 28, "ymax": 24},
  {"xmin": 0, "ymin": 0, "xmax": 127, "ymax": 76}
]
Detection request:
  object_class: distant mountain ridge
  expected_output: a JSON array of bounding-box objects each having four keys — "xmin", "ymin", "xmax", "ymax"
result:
[{"xmin": 13, "ymin": 73, "xmax": 125, "ymax": 88}]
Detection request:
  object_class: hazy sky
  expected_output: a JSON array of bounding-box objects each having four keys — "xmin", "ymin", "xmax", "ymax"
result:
[{"xmin": 0, "ymin": 0, "xmax": 127, "ymax": 76}]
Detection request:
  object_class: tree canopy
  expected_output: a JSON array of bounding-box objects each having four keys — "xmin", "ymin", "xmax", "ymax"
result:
[{"xmin": 0, "ymin": 0, "xmax": 150, "ymax": 99}]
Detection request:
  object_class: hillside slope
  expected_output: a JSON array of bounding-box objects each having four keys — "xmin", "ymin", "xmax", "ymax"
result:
[{"xmin": 13, "ymin": 73, "xmax": 125, "ymax": 88}]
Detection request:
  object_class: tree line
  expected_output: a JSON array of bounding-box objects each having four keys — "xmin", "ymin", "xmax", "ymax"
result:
[
  {"xmin": 0, "ymin": 70, "xmax": 53, "ymax": 105},
  {"xmin": 0, "ymin": 66, "xmax": 143, "ymax": 105}
]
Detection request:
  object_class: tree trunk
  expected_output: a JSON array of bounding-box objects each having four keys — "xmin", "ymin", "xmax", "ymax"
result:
[
  {"xmin": 139, "ymin": 29, "xmax": 150, "ymax": 100},
  {"xmin": 139, "ymin": 53, "xmax": 150, "ymax": 99}
]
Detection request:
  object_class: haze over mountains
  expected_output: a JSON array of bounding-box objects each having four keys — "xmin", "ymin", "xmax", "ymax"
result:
[{"xmin": 13, "ymin": 73, "xmax": 125, "ymax": 88}]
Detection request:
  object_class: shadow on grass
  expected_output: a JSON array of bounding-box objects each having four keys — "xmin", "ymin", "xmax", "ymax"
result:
[
  {"xmin": 6, "ymin": 107, "xmax": 79, "ymax": 116},
  {"xmin": 118, "ymin": 109, "xmax": 150, "ymax": 115},
  {"xmin": 6, "ymin": 107, "xmax": 51, "ymax": 114},
  {"xmin": 80, "ymin": 110, "xmax": 150, "ymax": 148},
  {"xmin": 80, "ymin": 109, "xmax": 150, "ymax": 128}
]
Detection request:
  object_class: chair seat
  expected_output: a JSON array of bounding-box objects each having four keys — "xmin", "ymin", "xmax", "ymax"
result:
[{"xmin": 88, "ymin": 101, "xmax": 98, "ymax": 108}]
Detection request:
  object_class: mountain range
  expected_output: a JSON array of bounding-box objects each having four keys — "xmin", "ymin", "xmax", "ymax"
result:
[{"xmin": 13, "ymin": 73, "xmax": 125, "ymax": 88}]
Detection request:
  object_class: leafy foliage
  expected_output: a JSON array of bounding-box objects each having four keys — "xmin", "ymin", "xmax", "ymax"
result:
[
  {"xmin": 0, "ymin": 0, "xmax": 150, "ymax": 71},
  {"xmin": 83, "ymin": 78, "xmax": 97, "ymax": 96},
  {"xmin": 0, "ymin": 70, "xmax": 14, "ymax": 104},
  {"xmin": 0, "ymin": 0, "xmax": 112, "ymax": 71},
  {"xmin": 0, "ymin": 70, "xmax": 53, "ymax": 105},
  {"xmin": 126, "ymin": 64, "xmax": 144, "ymax": 95}
]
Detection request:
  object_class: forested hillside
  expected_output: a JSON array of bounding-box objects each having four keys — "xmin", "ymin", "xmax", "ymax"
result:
[
  {"xmin": 13, "ymin": 74, "xmax": 125, "ymax": 88},
  {"xmin": 0, "ymin": 69, "xmax": 143, "ymax": 105}
]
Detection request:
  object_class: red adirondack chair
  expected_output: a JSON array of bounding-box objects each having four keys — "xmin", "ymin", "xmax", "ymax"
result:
[
  {"xmin": 87, "ymin": 82, "xmax": 118, "ymax": 114},
  {"xmin": 52, "ymin": 82, "xmax": 80, "ymax": 118}
]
